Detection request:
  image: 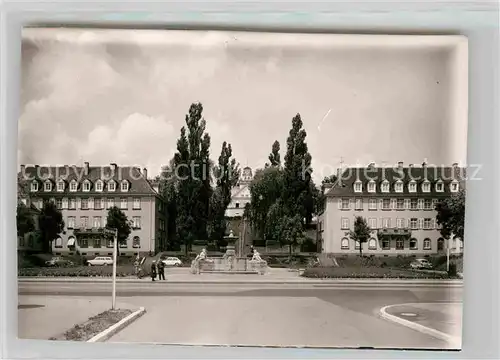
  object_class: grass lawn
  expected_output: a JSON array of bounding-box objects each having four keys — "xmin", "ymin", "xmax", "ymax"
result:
[{"xmin": 301, "ymin": 266, "xmax": 454, "ymax": 279}]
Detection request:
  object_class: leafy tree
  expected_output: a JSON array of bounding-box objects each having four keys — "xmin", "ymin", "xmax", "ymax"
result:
[
  {"xmin": 267, "ymin": 140, "xmax": 281, "ymax": 167},
  {"xmin": 348, "ymin": 216, "xmax": 371, "ymax": 257},
  {"xmin": 316, "ymin": 174, "xmax": 338, "ymax": 214},
  {"xmin": 159, "ymin": 161, "xmax": 181, "ymax": 251},
  {"xmin": 38, "ymin": 201, "xmax": 65, "ymax": 253},
  {"xmin": 435, "ymin": 189, "xmax": 465, "ymax": 241},
  {"xmin": 279, "ymin": 214, "xmax": 306, "ymax": 254},
  {"xmin": 106, "ymin": 206, "xmax": 132, "ymax": 256},
  {"xmin": 17, "ymin": 203, "xmax": 35, "ymax": 239}
]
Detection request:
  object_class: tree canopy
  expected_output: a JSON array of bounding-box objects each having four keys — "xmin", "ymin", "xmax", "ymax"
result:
[
  {"xmin": 348, "ymin": 216, "xmax": 372, "ymax": 257},
  {"xmin": 435, "ymin": 189, "xmax": 465, "ymax": 241},
  {"xmin": 38, "ymin": 201, "xmax": 65, "ymax": 253},
  {"xmin": 106, "ymin": 206, "xmax": 132, "ymax": 255},
  {"xmin": 17, "ymin": 203, "xmax": 35, "ymax": 239}
]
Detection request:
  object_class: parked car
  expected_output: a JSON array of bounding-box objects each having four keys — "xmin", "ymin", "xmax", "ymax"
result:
[
  {"xmin": 162, "ymin": 257, "xmax": 182, "ymax": 267},
  {"xmin": 410, "ymin": 258, "xmax": 433, "ymax": 270},
  {"xmin": 87, "ymin": 256, "xmax": 114, "ymax": 266},
  {"xmin": 45, "ymin": 257, "xmax": 74, "ymax": 267}
]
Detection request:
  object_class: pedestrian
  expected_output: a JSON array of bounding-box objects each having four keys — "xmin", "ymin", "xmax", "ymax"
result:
[
  {"xmin": 150, "ymin": 260, "xmax": 157, "ymax": 281},
  {"xmin": 157, "ymin": 259, "xmax": 166, "ymax": 280}
]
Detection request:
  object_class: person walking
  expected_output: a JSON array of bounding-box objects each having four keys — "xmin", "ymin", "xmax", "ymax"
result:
[
  {"xmin": 157, "ymin": 259, "xmax": 166, "ymax": 281},
  {"xmin": 150, "ymin": 260, "xmax": 157, "ymax": 281}
]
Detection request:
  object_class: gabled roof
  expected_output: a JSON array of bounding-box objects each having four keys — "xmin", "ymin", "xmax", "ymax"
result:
[{"xmin": 327, "ymin": 165, "xmax": 465, "ymax": 197}]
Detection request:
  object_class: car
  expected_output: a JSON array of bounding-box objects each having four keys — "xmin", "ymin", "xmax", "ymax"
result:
[
  {"xmin": 87, "ymin": 256, "xmax": 114, "ymax": 266},
  {"xmin": 45, "ymin": 257, "xmax": 74, "ymax": 267},
  {"xmin": 410, "ymin": 258, "xmax": 433, "ymax": 270},
  {"xmin": 162, "ymin": 257, "xmax": 182, "ymax": 267}
]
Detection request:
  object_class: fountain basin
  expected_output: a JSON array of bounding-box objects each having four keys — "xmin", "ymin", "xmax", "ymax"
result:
[{"xmin": 191, "ymin": 257, "xmax": 268, "ymax": 275}]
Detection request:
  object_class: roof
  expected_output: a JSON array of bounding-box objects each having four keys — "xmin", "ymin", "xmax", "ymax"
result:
[
  {"xmin": 18, "ymin": 164, "xmax": 159, "ymax": 196},
  {"xmin": 326, "ymin": 165, "xmax": 466, "ymax": 198}
]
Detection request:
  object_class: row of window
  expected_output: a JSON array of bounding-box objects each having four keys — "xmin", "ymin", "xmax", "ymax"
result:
[
  {"xmin": 31, "ymin": 179, "xmax": 131, "ymax": 193},
  {"xmin": 32, "ymin": 197, "xmax": 142, "ymax": 211},
  {"xmin": 54, "ymin": 236, "xmax": 141, "ymax": 248},
  {"xmin": 66, "ymin": 216, "xmax": 142, "ymax": 229},
  {"xmin": 353, "ymin": 179, "xmax": 459, "ymax": 193},
  {"xmin": 340, "ymin": 217, "xmax": 440, "ymax": 230},
  {"xmin": 339, "ymin": 198, "xmax": 439, "ymax": 211},
  {"xmin": 340, "ymin": 237, "xmax": 444, "ymax": 251}
]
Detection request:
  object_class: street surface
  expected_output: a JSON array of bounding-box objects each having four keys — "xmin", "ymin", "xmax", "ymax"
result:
[{"xmin": 18, "ymin": 277, "xmax": 463, "ymax": 350}]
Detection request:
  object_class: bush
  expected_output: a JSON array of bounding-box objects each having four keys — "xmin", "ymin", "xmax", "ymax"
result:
[
  {"xmin": 448, "ymin": 263, "xmax": 458, "ymax": 277},
  {"xmin": 302, "ymin": 266, "xmax": 453, "ymax": 279},
  {"xmin": 18, "ymin": 265, "xmax": 136, "ymax": 277}
]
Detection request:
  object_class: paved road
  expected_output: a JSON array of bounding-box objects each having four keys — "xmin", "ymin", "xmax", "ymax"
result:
[{"xmin": 18, "ymin": 281, "xmax": 462, "ymax": 349}]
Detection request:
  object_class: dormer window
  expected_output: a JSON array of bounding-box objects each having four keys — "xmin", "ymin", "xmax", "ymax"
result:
[
  {"xmin": 409, "ymin": 180, "xmax": 417, "ymax": 193},
  {"xmin": 82, "ymin": 180, "xmax": 91, "ymax": 192},
  {"xmin": 381, "ymin": 180, "xmax": 390, "ymax": 193},
  {"xmin": 435, "ymin": 180, "xmax": 444, "ymax": 192},
  {"xmin": 121, "ymin": 180, "xmax": 129, "ymax": 192},
  {"xmin": 95, "ymin": 180, "xmax": 104, "ymax": 192},
  {"xmin": 354, "ymin": 180, "xmax": 362, "ymax": 193},
  {"xmin": 422, "ymin": 180, "xmax": 431, "ymax": 193},
  {"xmin": 367, "ymin": 180, "xmax": 376, "ymax": 193},
  {"xmin": 395, "ymin": 180, "xmax": 403, "ymax": 193},
  {"xmin": 450, "ymin": 180, "xmax": 459, "ymax": 192},
  {"xmin": 57, "ymin": 180, "xmax": 65, "ymax": 192},
  {"xmin": 44, "ymin": 180, "xmax": 52, "ymax": 192},
  {"xmin": 30, "ymin": 180, "xmax": 39, "ymax": 192},
  {"xmin": 108, "ymin": 181, "xmax": 116, "ymax": 192},
  {"xmin": 69, "ymin": 179, "xmax": 78, "ymax": 192}
]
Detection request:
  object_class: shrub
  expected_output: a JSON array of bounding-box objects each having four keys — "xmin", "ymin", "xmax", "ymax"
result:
[
  {"xmin": 448, "ymin": 263, "xmax": 458, "ymax": 277},
  {"xmin": 18, "ymin": 265, "xmax": 136, "ymax": 278},
  {"xmin": 302, "ymin": 266, "xmax": 452, "ymax": 279}
]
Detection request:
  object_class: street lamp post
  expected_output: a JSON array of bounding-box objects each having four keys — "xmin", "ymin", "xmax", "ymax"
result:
[{"xmin": 104, "ymin": 228, "xmax": 118, "ymax": 310}]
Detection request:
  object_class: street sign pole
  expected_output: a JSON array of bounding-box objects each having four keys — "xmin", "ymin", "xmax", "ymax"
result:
[
  {"xmin": 112, "ymin": 229, "xmax": 117, "ymax": 310},
  {"xmin": 446, "ymin": 237, "xmax": 450, "ymax": 272}
]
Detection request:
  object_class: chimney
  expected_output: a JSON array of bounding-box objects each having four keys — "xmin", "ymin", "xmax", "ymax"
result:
[
  {"xmin": 422, "ymin": 160, "xmax": 427, "ymax": 168},
  {"xmin": 110, "ymin": 163, "xmax": 117, "ymax": 172},
  {"xmin": 336, "ymin": 167, "xmax": 343, "ymax": 187},
  {"xmin": 143, "ymin": 167, "xmax": 148, "ymax": 179},
  {"xmin": 20, "ymin": 164, "xmax": 25, "ymax": 173},
  {"xmin": 398, "ymin": 161, "xmax": 403, "ymax": 169},
  {"xmin": 368, "ymin": 162, "xmax": 375, "ymax": 169},
  {"xmin": 84, "ymin": 162, "xmax": 89, "ymax": 176},
  {"xmin": 452, "ymin": 162, "xmax": 461, "ymax": 179},
  {"xmin": 408, "ymin": 164, "xmax": 413, "ymax": 168}
]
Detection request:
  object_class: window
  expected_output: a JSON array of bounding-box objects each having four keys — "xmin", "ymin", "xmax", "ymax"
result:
[
  {"xmin": 55, "ymin": 237, "xmax": 63, "ymax": 248},
  {"xmin": 423, "ymin": 238, "xmax": 431, "ymax": 250},
  {"xmin": 410, "ymin": 218, "xmax": 418, "ymax": 230},
  {"xmin": 436, "ymin": 181, "xmax": 444, "ymax": 192},
  {"xmin": 56, "ymin": 198, "xmax": 62, "ymax": 209},
  {"xmin": 354, "ymin": 198, "xmax": 362, "ymax": 210},
  {"xmin": 94, "ymin": 198, "xmax": 102, "ymax": 209},
  {"xmin": 396, "ymin": 238, "xmax": 404, "ymax": 250},
  {"xmin": 133, "ymin": 236, "xmax": 140, "ymax": 248},
  {"xmin": 81, "ymin": 198, "xmax": 89, "ymax": 210},
  {"xmin": 382, "ymin": 239, "xmax": 390, "ymax": 250},
  {"xmin": 424, "ymin": 199, "xmax": 432, "ymax": 210},
  {"xmin": 396, "ymin": 199, "xmax": 404, "ymax": 210},
  {"xmin": 432, "ymin": 199, "xmax": 439, "ymax": 210},
  {"xmin": 422, "ymin": 181, "xmax": 431, "ymax": 193},
  {"xmin": 423, "ymin": 218, "xmax": 432, "ymax": 230},
  {"xmin": 44, "ymin": 181, "xmax": 52, "ymax": 192},
  {"xmin": 369, "ymin": 218, "xmax": 377, "ymax": 229},
  {"xmin": 341, "ymin": 198, "xmax": 350, "ymax": 210},
  {"xmin": 96, "ymin": 180, "xmax": 103, "ymax": 192},
  {"xmin": 381, "ymin": 180, "xmax": 390, "ymax": 193},
  {"xmin": 93, "ymin": 239, "xmax": 101, "ymax": 248},
  {"xmin": 78, "ymin": 238, "xmax": 88, "ymax": 248},
  {"xmin": 70, "ymin": 180, "xmax": 78, "ymax": 192},
  {"xmin": 396, "ymin": 218, "xmax": 404, "ymax": 229},
  {"xmin": 132, "ymin": 216, "xmax": 141, "ymax": 229},
  {"xmin": 410, "ymin": 238, "xmax": 418, "ymax": 250},
  {"xmin": 410, "ymin": 199, "xmax": 418, "ymax": 210},
  {"xmin": 409, "ymin": 181, "xmax": 417, "ymax": 193},
  {"xmin": 30, "ymin": 181, "xmax": 38, "ymax": 192},
  {"xmin": 93, "ymin": 216, "xmax": 101, "ymax": 228},
  {"xmin": 107, "ymin": 238, "xmax": 113, "ymax": 248},
  {"xmin": 437, "ymin": 238, "xmax": 445, "ymax": 251},
  {"xmin": 80, "ymin": 216, "xmax": 89, "ymax": 228},
  {"xmin": 108, "ymin": 181, "xmax": 116, "ymax": 192},
  {"xmin": 355, "ymin": 241, "xmax": 360, "ymax": 250},
  {"xmin": 417, "ymin": 199, "xmax": 424, "ymax": 209},
  {"xmin": 235, "ymin": 203, "xmax": 240, "ymax": 208},
  {"xmin": 121, "ymin": 181, "xmax": 129, "ymax": 192},
  {"xmin": 67, "ymin": 216, "xmax": 75, "ymax": 229},
  {"xmin": 133, "ymin": 198, "xmax": 141, "ymax": 210},
  {"xmin": 395, "ymin": 180, "xmax": 403, "ymax": 193},
  {"xmin": 354, "ymin": 181, "xmax": 362, "ymax": 193},
  {"xmin": 341, "ymin": 218, "xmax": 349, "ymax": 230},
  {"xmin": 368, "ymin": 199, "xmax": 377, "ymax": 210},
  {"xmin": 83, "ymin": 180, "xmax": 91, "ymax": 192},
  {"xmin": 450, "ymin": 181, "xmax": 459, "ymax": 192},
  {"xmin": 368, "ymin": 181, "xmax": 376, "ymax": 193},
  {"xmin": 19, "ymin": 235, "xmax": 25, "ymax": 247},
  {"xmin": 107, "ymin": 198, "xmax": 114, "ymax": 209},
  {"xmin": 341, "ymin": 238, "xmax": 349, "ymax": 250},
  {"xmin": 120, "ymin": 198, "xmax": 128, "ymax": 210},
  {"xmin": 368, "ymin": 238, "xmax": 377, "ymax": 250},
  {"xmin": 69, "ymin": 198, "xmax": 76, "ymax": 210},
  {"xmin": 102, "ymin": 216, "xmax": 107, "ymax": 228},
  {"xmin": 382, "ymin": 199, "xmax": 391, "ymax": 210},
  {"xmin": 57, "ymin": 180, "xmax": 65, "ymax": 192},
  {"xmin": 382, "ymin": 218, "xmax": 391, "ymax": 228}
]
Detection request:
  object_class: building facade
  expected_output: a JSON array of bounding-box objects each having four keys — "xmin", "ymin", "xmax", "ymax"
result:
[
  {"xmin": 18, "ymin": 162, "xmax": 167, "ymax": 256},
  {"xmin": 225, "ymin": 166, "xmax": 253, "ymax": 218},
  {"xmin": 318, "ymin": 162, "xmax": 464, "ymax": 255}
]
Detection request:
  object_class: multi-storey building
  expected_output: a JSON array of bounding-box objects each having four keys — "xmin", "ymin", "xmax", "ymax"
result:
[
  {"xmin": 18, "ymin": 162, "xmax": 167, "ymax": 256},
  {"xmin": 225, "ymin": 166, "xmax": 253, "ymax": 218},
  {"xmin": 318, "ymin": 162, "xmax": 464, "ymax": 255}
]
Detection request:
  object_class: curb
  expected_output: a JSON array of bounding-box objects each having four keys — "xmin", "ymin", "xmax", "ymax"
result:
[
  {"xmin": 379, "ymin": 304, "xmax": 461, "ymax": 348},
  {"xmin": 87, "ymin": 307, "xmax": 146, "ymax": 343}
]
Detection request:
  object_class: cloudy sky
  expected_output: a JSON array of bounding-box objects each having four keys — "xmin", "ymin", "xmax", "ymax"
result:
[{"xmin": 19, "ymin": 29, "xmax": 467, "ymax": 182}]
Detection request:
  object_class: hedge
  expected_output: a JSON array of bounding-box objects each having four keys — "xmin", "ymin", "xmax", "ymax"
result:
[
  {"xmin": 18, "ymin": 265, "xmax": 138, "ymax": 277},
  {"xmin": 301, "ymin": 266, "xmax": 454, "ymax": 279}
]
